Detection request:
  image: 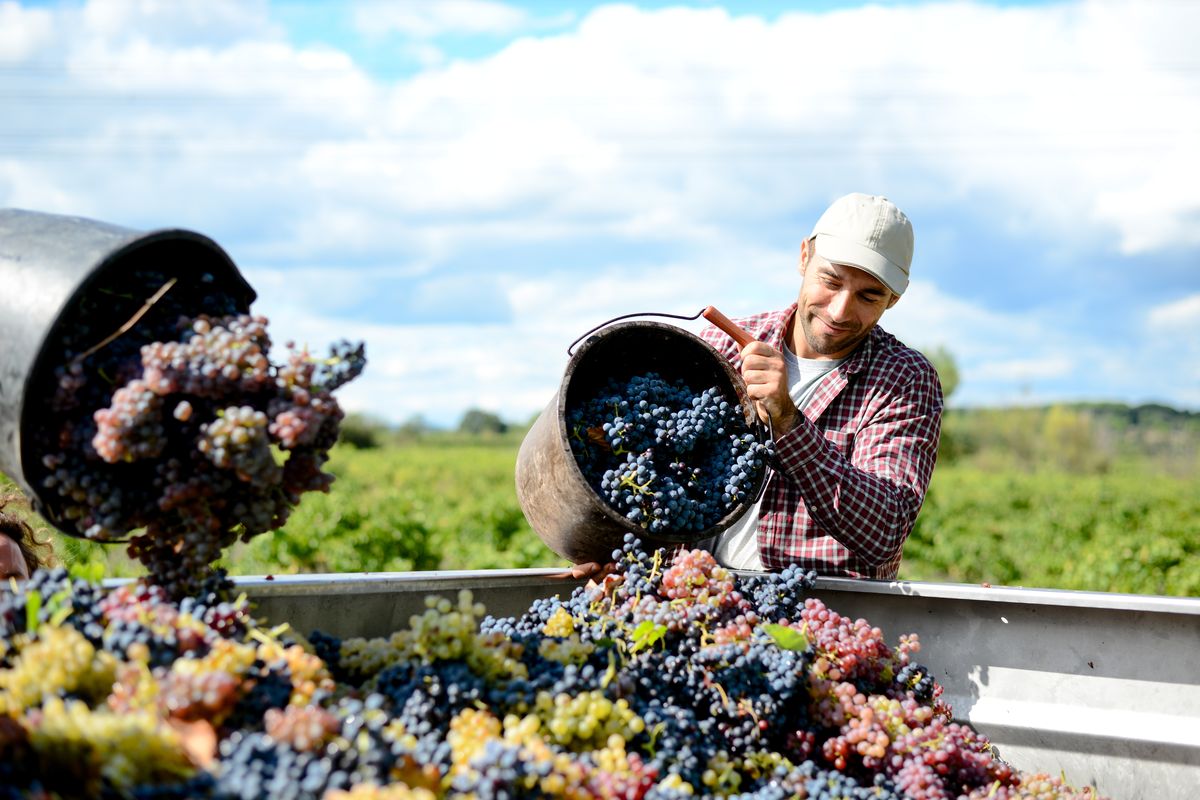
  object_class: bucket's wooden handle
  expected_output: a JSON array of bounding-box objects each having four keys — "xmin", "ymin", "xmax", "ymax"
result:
[{"xmin": 702, "ymin": 305, "xmax": 755, "ymax": 349}]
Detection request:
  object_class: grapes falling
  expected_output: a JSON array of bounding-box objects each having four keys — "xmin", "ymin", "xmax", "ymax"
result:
[
  {"xmin": 568, "ymin": 373, "xmax": 773, "ymax": 535},
  {"xmin": 28, "ymin": 267, "xmax": 365, "ymax": 597}
]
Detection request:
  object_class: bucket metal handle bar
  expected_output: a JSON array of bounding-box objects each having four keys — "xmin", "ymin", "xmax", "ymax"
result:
[
  {"xmin": 567, "ymin": 305, "xmax": 755, "ymax": 356},
  {"xmin": 567, "ymin": 308, "xmax": 706, "ymax": 357}
]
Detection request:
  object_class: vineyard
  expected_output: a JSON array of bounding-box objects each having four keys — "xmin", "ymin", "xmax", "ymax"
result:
[{"xmin": 31, "ymin": 429, "xmax": 1200, "ymax": 598}]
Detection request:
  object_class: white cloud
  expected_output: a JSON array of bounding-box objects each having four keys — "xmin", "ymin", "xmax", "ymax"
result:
[
  {"xmin": 1147, "ymin": 293, "xmax": 1200, "ymax": 332},
  {"xmin": 248, "ymin": 295, "xmax": 569, "ymax": 427},
  {"xmin": 300, "ymin": 115, "xmax": 621, "ymax": 214},
  {"xmin": 80, "ymin": 0, "xmax": 278, "ymax": 46},
  {"xmin": 0, "ymin": 162, "xmax": 81, "ymax": 212},
  {"xmin": 0, "ymin": 1, "xmax": 54, "ymax": 60},
  {"xmin": 972, "ymin": 356, "xmax": 1077, "ymax": 382},
  {"xmin": 289, "ymin": 1, "xmax": 1200, "ymax": 259},
  {"xmin": 1143, "ymin": 293, "xmax": 1200, "ymax": 406},
  {"xmin": 877, "ymin": 283, "xmax": 1049, "ymax": 405},
  {"xmin": 352, "ymin": 0, "xmax": 533, "ymax": 39},
  {"xmin": 1095, "ymin": 174, "xmax": 1200, "ymax": 255},
  {"xmin": 69, "ymin": 37, "xmax": 372, "ymax": 110},
  {"xmin": 9, "ymin": 0, "xmax": 1199, "ymax": 256},
  {"xmin": 1, "ymin": 0, "xmax": 1198, "ymax": 422},
  {"xmin": 400, "ymin": 41, "xmax": 447, "ymax": 68}
]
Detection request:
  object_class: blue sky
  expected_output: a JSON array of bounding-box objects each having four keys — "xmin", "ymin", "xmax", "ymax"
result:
[{"xmin": 2, "ymin": 0, "xmax": 1198, "ymax": 426}]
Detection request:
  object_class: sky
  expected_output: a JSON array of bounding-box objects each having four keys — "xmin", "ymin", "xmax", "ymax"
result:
[{"xmin": 2, "ymin": 0, "xmax": 1198, "ymax": 427}]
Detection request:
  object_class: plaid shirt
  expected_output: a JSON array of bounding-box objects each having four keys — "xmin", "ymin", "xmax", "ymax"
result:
[{"xmin": 700, "ymin": 304, "xmax": 943, "ymax": 579}]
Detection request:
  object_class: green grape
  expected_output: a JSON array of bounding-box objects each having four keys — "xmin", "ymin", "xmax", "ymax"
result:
[{"xmin": 0, "ymin": 625, "xmax": 117, "ymax": 713}]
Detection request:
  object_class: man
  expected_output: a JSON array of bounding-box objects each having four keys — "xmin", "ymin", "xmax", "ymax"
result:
[{"xmin": 699, "ymin": 193, "xmax": 942, "ymax": 579}]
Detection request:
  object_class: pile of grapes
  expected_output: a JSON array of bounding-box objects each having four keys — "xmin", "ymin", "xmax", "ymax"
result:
[
  {"xmin": 27, "ymin": 266, "xmax": 364, "ymax": 597},
  {"xmin": 568, "ymin": 374, "xmax": 773, "ymax": 535},
  {"xmin": 0, "ymin": 537, "xmax": 1106, "ymax": 799}
]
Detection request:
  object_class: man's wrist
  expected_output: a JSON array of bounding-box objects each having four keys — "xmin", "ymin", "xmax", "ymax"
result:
[{"xmin": 774, "ymin": 409, "xmax": 800, "ymax": 438}]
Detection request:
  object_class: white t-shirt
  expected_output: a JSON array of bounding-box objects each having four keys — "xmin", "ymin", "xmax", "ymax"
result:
[{"xmin": 712, "ymin": 344, "xmax": 845, "ymax": 570}]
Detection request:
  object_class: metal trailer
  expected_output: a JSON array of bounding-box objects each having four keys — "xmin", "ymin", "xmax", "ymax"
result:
[{"xmin": 225, "ymin": 568, "xmax": 1200, "ymax": 800}]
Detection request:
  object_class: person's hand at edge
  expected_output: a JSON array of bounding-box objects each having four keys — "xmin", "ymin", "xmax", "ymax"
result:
[
  {"xmin": 739, "ymin": 340, "xmax": 799, "ymax": 436},
  {"xmin": 552, "ymin": 561, "xmax": 617, "ymax": 587}
]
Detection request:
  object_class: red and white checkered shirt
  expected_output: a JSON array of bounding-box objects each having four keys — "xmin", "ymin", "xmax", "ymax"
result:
[{"xmin": 700, "ymin": 304, "xmax": 943, "ymax": 580}]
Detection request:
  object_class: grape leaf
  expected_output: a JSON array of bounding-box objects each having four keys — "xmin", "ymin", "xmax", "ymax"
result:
[
  {"xmin": 629, "ymin": 619, "xmax": 667, "ymax": 653},
  {"xmin": 25, "ymin": 589, "xmax": 41, "ymax": 633},
  {"xmin": 763, "ymin": 622, "xmax": 808, "ymax": 651},
  {"xmin": 69, "ymin": 562, "xmax": 105, "ymax": 583}
]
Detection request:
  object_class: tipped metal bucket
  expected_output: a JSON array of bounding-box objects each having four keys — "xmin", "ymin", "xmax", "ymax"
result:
[
  {"xmin": 0, "ymin": 208, "xmax": 256, "ymax": 529},
  {"xmin": 515, "ymin": 319, "xmax": 767, "ymax": 564}
]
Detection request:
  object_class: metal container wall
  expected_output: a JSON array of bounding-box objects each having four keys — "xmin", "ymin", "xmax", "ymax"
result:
[
  {"xmin": 0, "ymin": 208, "xmax": 255, "ymax": 526},
  {"xmin": 516, "ymin": 320, "xmax": 766, "ymax": 563},
  {"xmin": 811, "ymin": 578, "xmax": 1200, "ymax": 800},
  {"xmin": 204, "ymin": 570, "xmax": 1200, "ymax": 800}
]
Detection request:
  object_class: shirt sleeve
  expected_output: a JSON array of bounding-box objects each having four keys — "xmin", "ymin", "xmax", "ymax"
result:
[{"xmin": 771, "ymin": 366, "xmax": 943, "ymax": 568}]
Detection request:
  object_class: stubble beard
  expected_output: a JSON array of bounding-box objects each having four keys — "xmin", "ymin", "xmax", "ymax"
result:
[{"xmin": 797, "ymin": 309, "xmax": 867, "ymax": 358}]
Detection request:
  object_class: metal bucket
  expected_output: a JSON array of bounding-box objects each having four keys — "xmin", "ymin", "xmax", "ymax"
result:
[
  {"xmin": 515, "ymin": 318, "xmax": 767, "ymax": 564},
  {"xmin": 0, "ymin": 208, "xmax": 256, "ymax": 530}
]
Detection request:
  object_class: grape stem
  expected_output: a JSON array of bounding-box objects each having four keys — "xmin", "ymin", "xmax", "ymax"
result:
[{"xmin": 74, "ymin": 277, "xmax": 178, "ymax": 363}]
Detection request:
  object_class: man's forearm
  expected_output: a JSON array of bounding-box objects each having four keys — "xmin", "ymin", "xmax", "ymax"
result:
[{"xmin": 771, "ymin": 405, "xmax": 939, "ymax": 568}]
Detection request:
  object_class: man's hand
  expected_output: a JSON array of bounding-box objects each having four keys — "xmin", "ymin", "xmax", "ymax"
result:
[
  {"xmin": 740, "ymin": 340, "xmax": 799, "ymax": 436},
  {"xmin": 553, "ymin": 561, "xmax": 616, "ymax": 587}
]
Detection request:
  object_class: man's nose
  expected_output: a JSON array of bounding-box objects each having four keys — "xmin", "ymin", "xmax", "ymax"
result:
[{"xmin": 828, "ymin": 290, "xmax": 853, "ymax": 321}]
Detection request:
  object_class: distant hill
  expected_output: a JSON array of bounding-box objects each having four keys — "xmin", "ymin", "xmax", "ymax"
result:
[
  {"xmin": 947, "ymin": 401, "xmax": 1199, "ymax": 428},
  {"xmin": 942, "ymin": 402, "xmax": 1199, "ymax": 472}
]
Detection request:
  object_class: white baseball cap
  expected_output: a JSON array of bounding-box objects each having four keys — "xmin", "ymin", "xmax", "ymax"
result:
[{"xmin": 810, "ymin": 193, "xmax": 914, "ymax": 296}]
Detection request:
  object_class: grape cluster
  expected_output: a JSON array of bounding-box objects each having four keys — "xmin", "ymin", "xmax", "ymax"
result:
[
  {"xmin": 197, "ymin": 406, "xmax": 282, "ymax": 488},
  {"xmin": 27, "ymin": 267, "xmax": 365, "ymax": 598},
  {"xmin": 568, "ymin": 374, "xmax": 773, "ymax": 535},
  {"xmin": 0, "ymin": 540, "xmax": 1109, "ymax": 799}
]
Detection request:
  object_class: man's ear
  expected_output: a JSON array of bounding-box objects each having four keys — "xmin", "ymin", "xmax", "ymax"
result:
[
  {"xmin": 886, "ymin": 293, "xmax": 901, "ymax": 309},
  {"xmin": 799, "ymin": 238, "xmax": 812, "ymax": 277}
]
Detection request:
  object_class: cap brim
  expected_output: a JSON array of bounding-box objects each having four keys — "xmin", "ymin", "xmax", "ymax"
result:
[{"xmin": 813, "ymin": 234, "xmax": 909, "ymax": 296}]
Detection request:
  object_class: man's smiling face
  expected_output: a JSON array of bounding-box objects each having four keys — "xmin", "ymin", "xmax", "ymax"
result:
[{"xmin": 793, "ymin": 242, "xmax": 898, "ymax": 361}]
